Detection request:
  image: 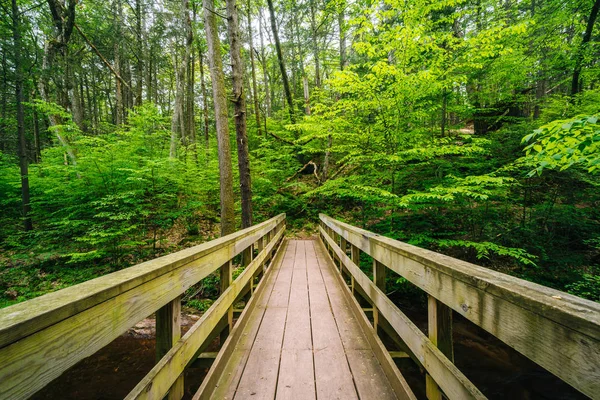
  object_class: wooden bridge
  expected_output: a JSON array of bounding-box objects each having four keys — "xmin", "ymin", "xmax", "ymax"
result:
[{"xmin": 1, "ymin": 214, "xmax": 599, "ymax": 399}]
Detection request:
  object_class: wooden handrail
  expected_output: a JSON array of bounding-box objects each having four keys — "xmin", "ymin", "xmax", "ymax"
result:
[
  {"xmin": 319, "ymin": 213, "xmax": 600, "ymax": 399},
  {"xmin": 0, "ymin": 214, "xmax": 286, "ymax": 400}
]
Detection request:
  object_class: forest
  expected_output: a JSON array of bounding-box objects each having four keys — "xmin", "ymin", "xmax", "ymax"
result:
[{"xmin": 1, "ymin": 0, "xmax": 600, "ymax": 309}]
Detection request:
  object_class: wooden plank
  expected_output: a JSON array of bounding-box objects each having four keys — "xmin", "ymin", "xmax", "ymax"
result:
[
  {"xmin": 320, "ymin": 226, "xmax": 485, "ymax": 400},
  {"xmin": 220, "ymin": 260, "xmax": 233, "ymax": 342},
  {"xmin": 198, "ymin": 239, "xmax": 289, "ymax": 400},
  {"xmin": 283, "ymin": 242, "xmax": 312, "ymax": 350},
  {"xmin": 311, "ymin": 243, "xmax": 369, "ymax": 351},
  {"xmin": 0, "ymin": 214, "xmax": 285, "ymax": 350},
  {"xmin": 314, "ymin": 239, "xmax": 416, "ymax": 400},
  {"xmin": 233, "ymin": 308, "xmax": 287, "ymax": 399},
  {"xmin": 321, "ymin": 214, "xmax": 600, "ymax": 399},
  {"xmin": 346, "ymin": 350, "xmax": 398, "ymax": 400},
  {"xmin": 306, "ymin": 242, "xmax": 359, "ymax": 400},
  {"xmin": 275, "ymin": 349, "xmax": 316, "ymax": 400},
  {"xmin": 124, "ymin": 227, "xmax": 286, "ymax": 400},
  {"xmin": 229, "ymin": 241, "xmax": 295, "ymax": 399}
]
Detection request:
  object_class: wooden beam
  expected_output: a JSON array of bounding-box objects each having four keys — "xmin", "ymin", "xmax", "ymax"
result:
[{"xmin": 320, "ymin": 214, "xmax": 600, "ymax": 399}]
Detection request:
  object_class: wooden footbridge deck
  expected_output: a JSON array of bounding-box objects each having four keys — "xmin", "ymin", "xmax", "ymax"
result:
[{"xmin": 1, "ymin": 214, "xmax": 599, "ymax": 400}]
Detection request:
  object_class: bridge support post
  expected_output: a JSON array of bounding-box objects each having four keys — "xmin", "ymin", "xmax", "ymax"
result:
[
  {"xmin": 373, "ymin": 260, "xmax": 386, "ymax": 335},
  {"xmin": 156, "ymin": 296, "xmax": 184, "ymax": 400},
  {"xmin": 426, "ymin": 295, "xmax": 454, "ymax": 400},
  {"xmin": 220, "ymin": 260, "xmax": 233, "ymax": 344}
]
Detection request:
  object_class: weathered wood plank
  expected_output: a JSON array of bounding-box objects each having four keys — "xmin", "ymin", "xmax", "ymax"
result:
[
  {"xmin": 275, "ymin": 349, "xmax": 316, "ymax": 400},
  {"xmin": 282, "ymin": 242, "xmax": 312, "ymax": 350},
  {"xmin": 307, "ymin": 242, "xmax": 359, "ymax": 400},
  {"xmin": 320, "ymin": 214, "xmax": 600, "ymax": 399},
  {"xmin": 233, "ymin": 307, "xmax": 287, "ymax": 399},
  {"xmin": 320, "ymin": 226, "xmax": 486, "ymax": 400},
  {"xmin": 123, "ymin": 227, "xmax": 286, "ymax": 400},
  {"xmin": 0, "ymin": 214, "xmax": 285, "ymax": 351},
  {"xmin": 314, "ymin": 239, "xmax": 416, "ymax": 400}
]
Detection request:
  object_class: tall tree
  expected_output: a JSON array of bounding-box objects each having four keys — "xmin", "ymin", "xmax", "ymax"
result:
[
  {"xmin": 203, "ymin": 0, "xmax": 236, "ymax": 235},
  {"xmin": 247, "ymin": 0, "xmax": 262, "ymax": 136},
  {"xmin": 266, "ymin": 0, "xmax": 295, "ymax": 123},
  {"xmin": 226, "ymin": 0, "xmax": 253, "ymax": 228},
  {"xmin": 571, "ymin": 0, "xmax": 600, "ymax": 97},
  {"xmin": 11, "ymin": 0, "xmax": 32, "ymax": 231}
]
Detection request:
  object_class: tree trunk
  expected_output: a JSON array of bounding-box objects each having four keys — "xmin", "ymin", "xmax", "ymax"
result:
[
  {"xmin": 114, "ymin": 0, "xmax": 124, "ymax": 125},
  {"xmin": 338, "ymin": 6, "xmax": 347, "ymax": 70},
  {"xmin": 135, "ymin": 0, "xmax": 144, "ymax": 106},
  {"xmin": 12, "ymin": 0, "xmax": 32, "ymax": 231},
  {"xmin": 259, "ymin": 11, "xmax": 271, "ymax": 117},
  {"xmin": 198, "ymin": 45, "xmax": 210, "ymax": 156},
  {"xmin": 170, "ymin": 0, "xmax": 193, "ymax": 158},
  {"xmin": 309, "ymin": 0, "xmax": 321, "ymax": 87},
  {"xmin": 204, "ymin": 0, "xmax": 236, "ymax": 236},
  {"xmin": 227, "ymin": 0, "xmax": 253, "ymax": 228},
  {"xmin": 247, "ymin": 1, "xmax": 262, "ymax": 136},
  {"xmin": 571, "ymin": 0, "xmax": 600, "ymax": 97},
  {"xmin": 266, "ymin": 0, "xmax": 295, "ymax": 123}
]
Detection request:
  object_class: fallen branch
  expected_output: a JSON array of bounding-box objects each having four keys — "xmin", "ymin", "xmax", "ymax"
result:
[{"xmin": 285, "ymin": 160, "xmax": 320, "ymax": 184}]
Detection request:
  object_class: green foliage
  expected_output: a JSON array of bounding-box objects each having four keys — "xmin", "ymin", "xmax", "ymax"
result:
[
  {"xmin": 187, "ymin": 298, "xmax": 214, "ymax": 312},
  {"xmin": 523, "ymin": 114, "xmax": 600, "ymax": 175}
]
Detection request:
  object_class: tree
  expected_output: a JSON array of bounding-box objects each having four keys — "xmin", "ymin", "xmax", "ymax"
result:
[
  {"xmin": 203, "ymin": 0, "xmax": 236, "ymax": 235},
  {"xmin": 11, "ymin": 0, "xmax": 32, "ymax": 231},
  {"xmin": 266, "ymin": 0, "xmax": 295, "ymax": 123},
  {"xmin": 226, "ymin": 0, "xmax": 253, "ymax": 228}
]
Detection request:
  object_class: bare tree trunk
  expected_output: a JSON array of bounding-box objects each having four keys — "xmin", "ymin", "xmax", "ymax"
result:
[
  {"xmin": 198, "ymin": 45, "xmax": 210, "ymax": 156},
  {"xmin": 12, "ymin": 0, "xmax": 32, "ymax": 231},
  {"xmin": 135, "ymin": 0, "xmax": 144, "ymax": 106},
  {"xmin": 303, "ymin": 75, "xmax": 310, "ymax": 114},
  {"xmin": 227, "ymin": 0, "xmax": 253, "ymax": 228},
  {"xmin": 259, "ymin": 11, "xmax": 271, "ymax": 117},
  {"xmin": 266, "ymin": 0, "xmax": 295, "ymax": 123},
  {"xmin": 309, "ymin": 0, "xmax": 321, "ymax": 87},
  {"xmin": 338, "ymin": 6, "xmax": 347, "ymax": 70},
  {"xmin": 114, "ymin": 0, "xmax": 124, "ymax": 125},
  {"xmin": 247, "ymin": 0, "xmax": 262, "ymax": 136},
  {"xmin": 170, "ymin": 0, "xmax": 193, "ymax": 158},
  {"xmin": 204, "ymin": 0, "xmax": 236, "ymax": 235},
  {"xmin": 571, "ymin": 0, "xmax": 600, "ymax": 97}
]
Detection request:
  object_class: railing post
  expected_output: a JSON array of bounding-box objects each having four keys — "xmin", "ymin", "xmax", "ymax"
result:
[
  {"xmin": 156, "ymin": 296, "xmax": 183, "ymax": 399},
  {"xmin": 426, "ymin": 295, "xmax": 454, "ymax": 400},
  {"xmin": 373, "ymin": 260, "xmax": 386, "ymax": 335},
  {"xmin": 220, "ymin": 260, "xmax": 233, "ymax": 344}
]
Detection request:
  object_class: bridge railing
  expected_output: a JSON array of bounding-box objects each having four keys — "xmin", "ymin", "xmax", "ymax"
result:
[
  {"xmin": 0, "ymin": 213, "xmax": 286, "ymax": 400},
  {"xmin": 319, "ymin": 214, "xmax": 600, "ymax": 400}
]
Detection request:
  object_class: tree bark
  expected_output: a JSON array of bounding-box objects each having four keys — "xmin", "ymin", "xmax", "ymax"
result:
[
  {"xmin": 12, "ymin": 0, "xmax": 33, "ymax": 231},
  {"xmin": 309, "ymin": 0, "xmax": 321, "ymax": 87},
  {"xmin": 203, "ymin": 0, "xmax": 236, "ymax": 235},
  {"xmin": 198, "ymin": 45, "xmax": 210, "ymax": 156},
  {"xmin": 114, "ymin": 0, "xmax": 124, "ymax": 125},
  {"xmin": 571, "ymin": 0, "xmax": 600, "ymax": 97},
  {"xmin": 266, "ymin": 0, "xmax": 295, "ymax": 123},
  {"xmin": 247, "ymin": 0, "xmax": 263, "ymax": 136},
  {"xmin": 227, "ymin": 0, "xmax": 253, "ymax": 228},
  {"xmin": 259, "ymin": 11, "xmax": 271, "ymax": 117}
]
